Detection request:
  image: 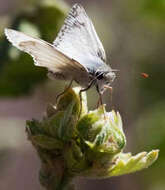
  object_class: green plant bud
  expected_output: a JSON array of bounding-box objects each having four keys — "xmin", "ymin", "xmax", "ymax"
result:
[
  {"xmin": 57, "ymin": 87, "xmax": 87, "ymax": 117},
  {"xmin": 77, "ymin": 107, "xmax": 126, "ymax": 157},
  {"xmin": 31, "ymin": 134, "xmax": 63, "ymax": 150},
  {"xmin": 26, "ymin": 87, "xmax": 159, "ymax": 190},
  {"xmin": 63, "ymin": 141, "xmax": 89, "ymax": 174},
  {"xmin": 42, "ymin": 88, "xmax": 87, "ymax": 140}
]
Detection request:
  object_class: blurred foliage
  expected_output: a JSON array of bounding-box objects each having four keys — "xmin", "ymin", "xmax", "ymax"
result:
[
  {"xmin": 135, "ymin": 102, "xmax": 165, "ymax": 189},
  {"xmin": 137, "ymin": 0, "xmax": 165, "ymax": 107},
  {"xmin": 137, "ymin": 54, "xmax": 165, "ymax": 108},
  {"xmin": 111, "ymin": 1, "xmax": 165, "ymax": 189},
  {"xmin": 140, "ymin": 0, "xmax": 165, "ymax": 19},
  {"xmin": 0, "ymin": 0, "xmax": 68, "ymax": 96}
]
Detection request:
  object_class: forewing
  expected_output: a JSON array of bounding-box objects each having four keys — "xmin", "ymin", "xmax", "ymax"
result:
[
  {"xmin": 53, "ymin": 4, "xmax": 106, "ymax": 64},
  {"xmin": 5, "ymin": 28, "xmax": 87, "ymax": 78}
]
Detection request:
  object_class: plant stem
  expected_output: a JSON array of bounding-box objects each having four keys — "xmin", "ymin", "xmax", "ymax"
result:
[{"xmin": 39, "ymin": 157, "xmax": 75, "ymax": 190}]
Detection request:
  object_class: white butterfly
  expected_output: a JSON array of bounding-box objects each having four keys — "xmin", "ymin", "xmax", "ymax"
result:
[{"xmin": 5, "ymin": 3, "xmax": 116, "ymax": 97}]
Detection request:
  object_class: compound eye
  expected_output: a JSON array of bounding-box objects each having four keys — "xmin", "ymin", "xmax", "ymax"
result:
[{"xmin": 96, "ymin": 73, "xmax": 104, "ymax": 80}]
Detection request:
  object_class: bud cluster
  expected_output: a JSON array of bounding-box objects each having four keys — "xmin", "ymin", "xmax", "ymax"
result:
[{"xmin": 26, "ymin": 87, "xmax": 159, "ymax": 190}]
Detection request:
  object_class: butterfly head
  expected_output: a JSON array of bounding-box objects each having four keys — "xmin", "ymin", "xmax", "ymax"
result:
[{"xmin": 96, "ymin": 70, "xmax": 116, "ymax": 94}]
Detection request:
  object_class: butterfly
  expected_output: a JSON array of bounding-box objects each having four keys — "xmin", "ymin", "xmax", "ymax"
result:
[{"xmin": 5, "ymin": 3, "xmax": 116, "ymax": 105}]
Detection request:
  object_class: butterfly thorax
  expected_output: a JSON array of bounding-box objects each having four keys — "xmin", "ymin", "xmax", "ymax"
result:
[{"xmin": 76, "ymin": 57, "xmax": 116, "ymax": 93}]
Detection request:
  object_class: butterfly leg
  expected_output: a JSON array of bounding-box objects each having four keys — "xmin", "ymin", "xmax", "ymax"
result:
[
  {"xmin": 55, "ymin": 79, "xmax": 73, "ymax": 104},
  {"xmin": 104, "ymin": 85, "xmax": 113, "ymax": 108},
  {"xmin": 97, "ymin": 94, "xmax": 102, "ymax": 108},
  {"xmin": 99, "ymin": 92, "xmax": 106, "ymax": 119},
  {"xmin": 96, "ymin": 85, "xmax": 106, "ymax": 119},
  {"xmin": 78, "ymin": 79, "xmax": 96, "ymax": 118}
]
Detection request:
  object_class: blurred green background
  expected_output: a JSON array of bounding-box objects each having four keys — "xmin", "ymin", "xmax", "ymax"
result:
[{"xmin": 0, "ymin": 0, "xmax": 164, "ymax": 189}]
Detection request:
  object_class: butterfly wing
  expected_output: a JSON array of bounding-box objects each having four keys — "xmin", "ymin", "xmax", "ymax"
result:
[
  {"xmin": 5, "ymin": 28, "xmax": 88, "ymax": 81},
  {"xmin": 53, "ymin": 3, "xmax": 106, "ymax": 65}
]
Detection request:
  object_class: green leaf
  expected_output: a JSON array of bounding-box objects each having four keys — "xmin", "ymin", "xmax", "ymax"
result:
[
  {"xmin": 63, "ymin": 141, "xmax": 88, "ymax": 173},
  {"xmin": 32, "ymin": 134, "xmax": 63, "ymax": 150},
  {"xmin": 43, "ymin": 103, "xmax": 77, "ymax": 140},
  {"xmin": 26, "ymin": 119, "xmax": 44, "ymax": 135},
  {"xmin": 57, "ymin": 88, "xmax": 80, "ymax": 115},
  {"xmin": 77, "ymin": 111, "xmax": 103, "ymax": 143},
  {"xmin": 58, "ymin": 101, "xmax": 76, "ymax": 141},
  {"xmin": 108, "ymin": 150, "xmax": 159, "ymax": 177}
]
